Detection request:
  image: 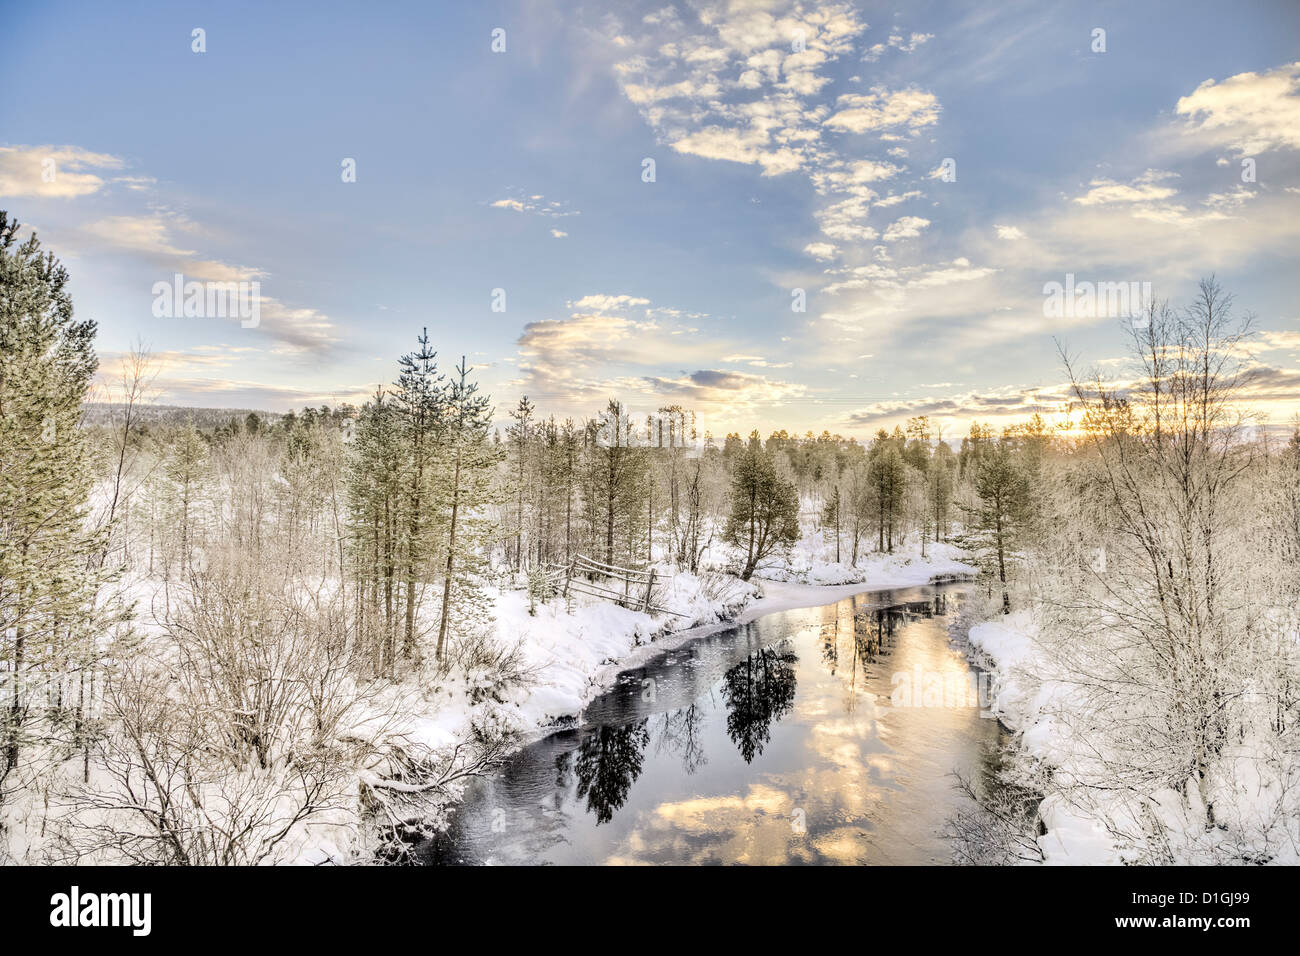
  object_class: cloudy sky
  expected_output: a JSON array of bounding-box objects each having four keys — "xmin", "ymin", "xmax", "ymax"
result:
[{"xmin": 3, "ymin": 0, "xmax": 1298, "ymax": 439}]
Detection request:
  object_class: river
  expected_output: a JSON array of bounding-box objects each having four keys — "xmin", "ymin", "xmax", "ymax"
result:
[{"xmin": 423, "ymin": 583, "xmax": 1004, "ymax": 865}]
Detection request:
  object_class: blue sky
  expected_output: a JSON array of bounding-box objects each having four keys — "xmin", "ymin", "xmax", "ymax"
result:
[{"xmin": 2, "ymin": 0, "xmax": 1298, "ymax": 438}]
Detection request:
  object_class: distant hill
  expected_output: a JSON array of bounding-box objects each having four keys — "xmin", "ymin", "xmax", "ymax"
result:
[{"xmin": 82, "ymin": 403, "xmax": 283, "ymax": 429}]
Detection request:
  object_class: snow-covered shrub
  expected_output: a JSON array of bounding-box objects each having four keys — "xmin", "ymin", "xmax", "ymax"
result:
[
  {"xmin": 52, "ymin": 546, "xmax": 377, "ymax": 864},
  {"xmin": 448, "ymin": 624, "xmax": 534, "ymax": 706}
]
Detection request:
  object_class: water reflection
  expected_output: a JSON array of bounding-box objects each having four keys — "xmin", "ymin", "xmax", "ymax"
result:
[
  {"xmin": 425, "ymin": 584, "xmax": 1003, "ymax": 865},
  {"xmin": 722, "ymin": 643, "xmax": 798, "ymax": 763},
  {"xmin": 651, "ymin": 703, "xmax": 708, "ymax": 776},
  {"xmin": 570, "ymin": 721, "xmax": 650, "ymax": 824}
]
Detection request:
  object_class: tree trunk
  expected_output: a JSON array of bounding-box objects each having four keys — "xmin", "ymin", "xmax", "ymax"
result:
[{"xmin": 436, "ymin": 450, "xmax": 463, "ymax": 662}]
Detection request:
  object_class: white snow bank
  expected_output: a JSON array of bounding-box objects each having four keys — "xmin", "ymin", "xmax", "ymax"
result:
[
  {"xmin": 967, "ymin": 610, "xmax": 1123, "ymax": 864},
  {"xmin": 755, "ymin": 538, "xmax": 976, "ymax": 588}
]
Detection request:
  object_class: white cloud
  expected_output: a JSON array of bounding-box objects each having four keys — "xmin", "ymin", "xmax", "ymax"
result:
[
  {"xmin": 0, "ymin": 145, "xmax": 125, "ymax": 199},
  {"xmin": 569, "ymin": 293, "xmax": 650, "ymax": 311},
  {"xmin": 823, "ymin": 88, "xmax": 940, "ymax": 133},
  {"xmin": 882, "ymin": 215, "xmax": 930, "ymax": 241},
  {"xmin": 1175, "ymin": 61, "xmax": 1300, "ymax": 155},
  {"xmin": 803, "ymin": 241, "xmax": 838, "ymax": 260},
  {"xmin": 874, "ymin": 189, "xmax": 922, "ymax": 208},
  {"xmin": 862, "ymin": 31, "xmax": 934, "ymax": 62},
  {"xmin": 488, "ymin": 192, "xmax": 579, "ymax": 217},
  {"xmin": 812, "ymin": 159, "xmax": 903, "ymax": 189},
  {"xmin": 816, "ymin": 196, "xmax": 879, "ymax": 242},
  {"xmin": 722, "ymin": 353, "xmax": 792, "ymax": 369},
  {"xmin": 1073, "ymin": 169, "xmax": 1179, "ymax": 206},
  {"xmin": 994, "ymin": 224, "xmax": 1025, "ymax": 240},
  {"xmin": 80, "ymin": 214, "xmax": 199, "ymax": 258},
  {"xmin": 672, "ymin": 125, "xmax": 803, "ymax": 175},
  {"xmin": 605, "ymin": 2, "xmax": 942, "ymax": 262},
  {"xmin": 511, "ymin": 292, "xmax": 801, "ymax": 418},
  {"xmin": 49, "ymin": 207, "xmax": 339, "ymax": 353},
  {"xmin": 1200, "ymin": 185, "xmax": 1255, "ymax": 210}
]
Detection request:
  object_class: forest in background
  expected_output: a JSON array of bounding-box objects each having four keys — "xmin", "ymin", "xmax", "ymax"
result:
[{"xmin": 3, "ymin": 211, "xmax": 1299, "ymax": 864}]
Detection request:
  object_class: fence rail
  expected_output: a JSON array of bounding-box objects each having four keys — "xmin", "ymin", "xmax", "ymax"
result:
[{"xmin": 541, "ymin": 554, "xmax": 688, "ymax": 617}]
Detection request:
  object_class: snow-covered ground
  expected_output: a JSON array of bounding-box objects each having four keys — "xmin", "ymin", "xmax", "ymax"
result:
[
  {"xmin": 967, "ymin": 611, "xmax": 1122, "ymax": 865},
  {"xmin": 968, "ymin": 609, "xmax": 1300, "ymax": 866},
  {"xmin": 755, "ymin": 537, "xmax": 975, "ymax": 588},
  {"xmin": 403, "ymin": 536, "xmax": 975, "ymax": 755},
  {"xmin": 2, "ymin": 523, "xmax": 974, "ymax": 865}
]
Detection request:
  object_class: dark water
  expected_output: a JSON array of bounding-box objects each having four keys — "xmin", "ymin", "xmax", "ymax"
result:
[{"xmin": 424, "ymin": 584, "xmax": 1003, "ymax": 865}]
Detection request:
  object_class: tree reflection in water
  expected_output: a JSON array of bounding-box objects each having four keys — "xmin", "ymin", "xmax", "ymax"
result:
[
  {"xmin": 561, "ymin": 599, "xmax": 955, "ymax": 826},
  {"xmin": 571, "ymin": 721, "xmax": 650, "ymax": 824},
  {"xmin": 722, "ymin": 642, "xmax": 798, "ymax": 763},
  {"xmin": 653, "ymin": 703, "xmax": 709, "ymax": 776}
]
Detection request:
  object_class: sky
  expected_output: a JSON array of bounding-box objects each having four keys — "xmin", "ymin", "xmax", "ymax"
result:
[{"xmin": 2, "ymin": 0, "xmax": 1299, "ymax": 441}]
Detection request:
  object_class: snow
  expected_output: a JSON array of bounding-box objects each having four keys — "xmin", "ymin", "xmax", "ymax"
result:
[
  {"xmin": 1035, "ymin": 795, "xmax": 1119, "ymax": 865},
  {"xmin": 2, "ymin": 499, "xmax": 975, "ymax": 864},
  {"xmin": 967, "ymin": 611, "xmax": 1122, "ymax": 864},
  {"xmin": 388, "ymin": 536, "xmax": 972, "ymax": 757},
  {"xmin": 753, "ymin": 535, "xmax": 975, "ymax": 589},
  {"xmin": 966, "ymin": 611, "xmax": 1038, "ymax": 726},
  {"xmin": 966, "ymin": 609, "xmax": 1300, "ymax": 866}
]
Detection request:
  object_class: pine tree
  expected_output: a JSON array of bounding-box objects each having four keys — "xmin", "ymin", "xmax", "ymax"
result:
[
  {"xmin": 725, "ymin": 444, "xmax": 799, "ymax": 581},
  {"xmin": 507, "ymin": 397, "xmax": 535, "ymax": 571},
  {"xmin": 0, "ymin": 213, "xmax": 104, "ymax": 778},
  {"xmin": 592, "ymin": 400, "xmax": 640, "ymax": 568},
  {"xmin": 930, "ymin": 440, "xmax": 956, "ymax": 542},
  {"xmin": 958, "ymin": 443, "xmax": 1029, "ymax": 613},
  {"xmin": 867, "ymin": 438, "xmax": 906, "ymax": 552},
  {"xmin": 393, "ymin": 330, "xmax": 446, "ymax": 660},
  {"xmin": 166, "ymin": 416, "xmax": 206, "ymax": 572},
  {"xmin": 434, "ymin": 358, "xmax": 501, "ymax": 661},
  {"xmin": 559, "ymin": 419, "xmax": 579, "ymax": 563},
  {"xmin": 346, "ymin": 390, "xmax": 404, "ymax": 675}
]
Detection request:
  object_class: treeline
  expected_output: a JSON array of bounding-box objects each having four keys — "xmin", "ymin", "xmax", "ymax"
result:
[
  {"xmin": 7, "ymin": 206, "xmax": 1293, "ymax": 864},
  {"xmin": 496, "ymin": 403, "xmax": 973, "ymax": 583},
  {"xmin": 80, "ymin": 402, "xmax": 288, "ymax": 430},
  {"xmin": 953, "ymin": 280, "xmax": 1300, "ymax": 864}
]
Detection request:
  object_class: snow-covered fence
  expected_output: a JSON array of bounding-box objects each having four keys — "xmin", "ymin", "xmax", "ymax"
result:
[{"xmin": 544, "ymin": 554, "xmax": 688, "ymax": 617}]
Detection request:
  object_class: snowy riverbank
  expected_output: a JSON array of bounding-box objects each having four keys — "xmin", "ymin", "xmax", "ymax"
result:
[
  {"xmin": 405, "ymin": 537, "xmax": 975, "ymax": 747},
  {"xmin": 969, "ymin": 607, "xmax": 1300, "ymax": 866},
  {"xmin": 967, "ymin": 611, "xmax": 1121, "ymax": 865},
  {"xmin": 312, "ymin": 540, "xmax": 976, "ymax": 862}
]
